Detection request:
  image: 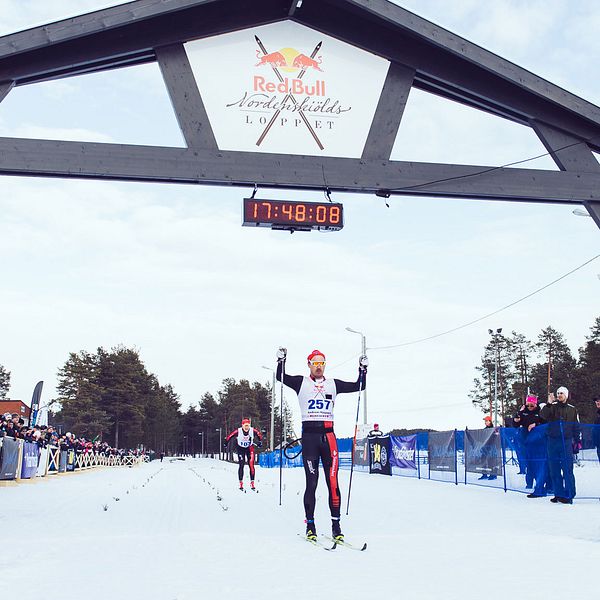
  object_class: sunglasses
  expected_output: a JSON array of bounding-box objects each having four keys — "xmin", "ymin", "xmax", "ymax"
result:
[{"xmin": 310, "ymin": 361, "xmax": 325, "ymax": 367}]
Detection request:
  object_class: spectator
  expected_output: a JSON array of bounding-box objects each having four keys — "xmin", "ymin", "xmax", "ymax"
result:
[
  {"xmin": 514, "ymin": 395, "xmax": 549, "ymax": 498},
  {"xmin": 478, "ymin": 416, "xmax": 498, "ymax": 480},
  {"xmin": 540, "ymin": 386, "xmax": 580, "ymax": 504}
]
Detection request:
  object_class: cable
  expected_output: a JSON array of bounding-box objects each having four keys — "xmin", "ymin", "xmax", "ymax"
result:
[
  {"xmin": 327, "ymin": 354, "xmax": 359, "ymax": 372},
  {"xmin": 369, "ymin": 253, "xmax": 600, "ymax": 351},
  {"xmin": 388, "ymin": 139, "xmax": 589, "ymax": 194}
]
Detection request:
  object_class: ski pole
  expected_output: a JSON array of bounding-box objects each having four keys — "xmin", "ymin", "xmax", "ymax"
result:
[
  {"xmin": 346, "ymin": 368, "xmax": 364, "ymax": 515},
  {"xmin": 279, "ymin": 357, "xmax": 285, "ymax": 506}
]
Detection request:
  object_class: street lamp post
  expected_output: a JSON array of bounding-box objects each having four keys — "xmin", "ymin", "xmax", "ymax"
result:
[
  {"xmin": 198, "ymin": 432, "xmax": 204, "ymax": 456},
  {"xmin": 216, "ymin": 427, "xmax": 222, "ymax": 460},
  {"xmin": 345, "ymin": 326, "xmax": 367, "ymax": 424},
  {"xmin": 488, "ymin": 328, "xmax": 502, "ymax": 426},
  {"xmin": 262, "ymin": 365, "xmax": 276, "ymax": 451}
]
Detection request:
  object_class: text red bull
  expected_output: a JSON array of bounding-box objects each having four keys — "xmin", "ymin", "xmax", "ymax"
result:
[{"xmin": 253, "ymin": 76, "xmax": 326, "ymax": 96}]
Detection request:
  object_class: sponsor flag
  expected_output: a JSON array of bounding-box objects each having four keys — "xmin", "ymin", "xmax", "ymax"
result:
[
  {"xmin": 30, "ymin": 381, "xmax": 43, "ymax": 426},
  {"xmin": 390, "ymin": 435, "xmax": 417, "ymax": 469},
  {"xmin": 368, "ymin": 435, "xmax": 391, "ymax": 475}
]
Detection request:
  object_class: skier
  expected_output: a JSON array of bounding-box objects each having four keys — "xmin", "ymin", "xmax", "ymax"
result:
[
  {"xmin": 276, "ymin": 347, "xmax": 368, "ymax": 542},
  {"xmin": 224, "ymin": 418, "xmax": 263, "ymax": 491}
]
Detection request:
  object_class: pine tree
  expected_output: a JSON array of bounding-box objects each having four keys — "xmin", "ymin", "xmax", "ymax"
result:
[
  {"xmin": 529, "ymin": 326, "xmax": 577, "ymax": 399},
  {"xmin": 506, "ymin": 331, "xmax": 535, "ymax": 410},
  {"xmin": 469, "ymin": 332, "xmax": 513, "ymax": 424},
  {"xmin": 144, "ymin": 378, "xmax": 182, "ymax": 454},
  {"xmin": 56, "ymin": 351, "xmax": 111, "ymax": 438},
  {"xmin": 197, "ymin": 392, "xmax": 222, "ymax": 454},
  {"xmin": 55, "ymin": 346, "xmax": 180, "ymax": 451},
  {"xmin": 96, "ymin": 346, "xmax": 149, "ymax": 449},
  {"xmin": 0, "ymin": 364, "xmax": 10, "ymax": 399},
  {"xmin": 574, "ymin": 316, "xmax": 600, "ymax": 422}
]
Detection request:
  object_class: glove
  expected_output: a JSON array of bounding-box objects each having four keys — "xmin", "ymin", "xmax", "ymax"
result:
[
  {"xmin": 359, "ymin": 354, "xmax": 369, "ymax": 368},
  {"xmin": 256, "ymin": 439, "xmax": 262, "ymax": 448},
  {"xmin": 276, "ymin": 347, "xmax": 287, "ymax": 361},
  {"xmin": 222, "ymin": 441, "xmax": 228, "ymax": 450}
]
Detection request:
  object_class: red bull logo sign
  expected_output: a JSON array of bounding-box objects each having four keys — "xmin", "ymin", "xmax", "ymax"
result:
[{"xmin": 184, "ymin": 22, "xmax": 389, "ymax": 157}]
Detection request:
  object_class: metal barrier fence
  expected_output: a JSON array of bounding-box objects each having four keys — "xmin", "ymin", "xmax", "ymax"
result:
[{"xmin": 257, "ymin": 423, "xmax": 600, "ymax": 500}]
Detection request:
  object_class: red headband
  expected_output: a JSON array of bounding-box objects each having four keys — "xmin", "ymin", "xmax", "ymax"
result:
[
  {"xmin": 241, "ymin": 418, "xmax": 250, "ymax": 425},
  {"xmin": 307, "ymin": 349, "xmax": 326, "ymax": 362}
]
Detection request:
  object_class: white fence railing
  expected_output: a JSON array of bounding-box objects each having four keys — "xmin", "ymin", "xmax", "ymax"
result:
[{"xmin": 0, "ymin": 438, "xmax": 146, "ymax": 483}]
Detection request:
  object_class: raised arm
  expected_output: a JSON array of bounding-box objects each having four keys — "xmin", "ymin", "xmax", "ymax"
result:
[
  {"xmin": 334, "ymin": 355, "xmax": 368, "ymax": 394},
  {"xmin": 275, "ymin": 348, "xmax": 303, "ymax": 394}
]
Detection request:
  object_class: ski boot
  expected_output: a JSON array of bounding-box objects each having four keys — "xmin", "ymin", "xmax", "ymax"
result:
[
  {"xmin": 250, "ymin": 481, "xmax": 256, "ymax": 491},
  {"xmin": 305, "ymin": 520, "xmax": 317, "ymax": 541},
  {"xmin": 332, "ymin": 519, "xmax": 344, "ymax": 542},
  {"xmin": 239, "ymin": 480, "xmax": 244, "ymax": 491}
]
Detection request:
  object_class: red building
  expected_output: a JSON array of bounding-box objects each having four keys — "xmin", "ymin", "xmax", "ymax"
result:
[{"xmin": 0, "ymin": 399, "xmax": 31, "ymax": 425}]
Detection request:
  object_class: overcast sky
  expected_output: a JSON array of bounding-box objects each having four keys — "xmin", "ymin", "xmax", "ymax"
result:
[{"xmin": 1, "ymin": 0, "xmax": 599, "ymax": 436}]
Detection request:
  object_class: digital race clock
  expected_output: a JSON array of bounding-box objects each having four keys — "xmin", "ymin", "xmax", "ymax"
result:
[{"xmin": 242, "ymin": 198, "xmax": 344, "ymax": 232}]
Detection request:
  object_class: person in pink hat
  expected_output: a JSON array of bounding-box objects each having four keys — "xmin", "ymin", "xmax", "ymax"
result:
[{"xmin": 514, "ymin": 395, "xmax": 545, "ymax": 496}]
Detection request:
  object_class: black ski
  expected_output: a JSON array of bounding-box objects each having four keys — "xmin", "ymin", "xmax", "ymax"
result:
[{"xmin": 323, "ymin": 536, "xmax": 367, "ymax": 551}]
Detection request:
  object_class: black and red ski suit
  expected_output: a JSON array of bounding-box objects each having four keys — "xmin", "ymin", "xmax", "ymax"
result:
[
  {"xmin": 276, "ymin": 361, "xmax": 366, "ymax": 521},
  {"xmin": 225, "ymin": 426, "xmax": 263, "ymax": 482}
]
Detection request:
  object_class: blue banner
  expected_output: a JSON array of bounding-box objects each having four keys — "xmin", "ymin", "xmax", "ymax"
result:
[
  {"xmin": 465, "ymin": 428, "xmax": 502, "ymax": 477},
  {"xmin": 390, "ymin": 435, "xmax": 417, "ymax": 469},
  {"xmin": 428, "ymin": 430, "xmax": 456, "ymax": 472},
  {"xmin": 21, "ymin": 441, "xmax": 40, "ymax": 479},
  {"xmin": 0, "ymin": 438, "xmax": 21, "ymax": 480}
]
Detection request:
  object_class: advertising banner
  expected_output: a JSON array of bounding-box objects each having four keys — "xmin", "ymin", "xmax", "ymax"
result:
[
  {"xmin": 66, "ymin": 450, "xmax": 75, "ymax": 472},
  {"xmin": 0, "ymin": 437, "xmax": 21, "ymax": 480},
  {"xmin": 465, "ymin": 428, "xmax": 502, "ymax": 476},
  {"xmin": 59, "ymin": 450, "xmax": 67, "ymax": 472},
  {"xmin": 30, "ymin": 381, "xmax": 44, "ymax": 426},
  {"xmin": 428, "ymin": 431, "xmax": 456, "ymax": 472},
  {"xmin": 368, "ymin": 435, "xmax": 391, "ymax": 475},
  {"xmin": 21, "ymin": 441, "xmax": 40, "ymax": 479},
  {"xmin": 390, "ymin": 435, "xmax": 417, "ymax": 469},
  {"xmin": 37, "ymin": 447, "xmax": 48, "ymax": 477},
  {"xmin": 353, "ymin": 437, "xmax": 369, "ymax": 466},
  {"xmin": 184, "ymin": 21, "xmax": 389, "ymax": 158}
]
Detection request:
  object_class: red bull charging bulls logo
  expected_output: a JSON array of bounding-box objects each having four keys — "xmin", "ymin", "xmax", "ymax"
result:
[{"xmin": 255, "ymin": 48, "xmax": 323, "ymax": 71}]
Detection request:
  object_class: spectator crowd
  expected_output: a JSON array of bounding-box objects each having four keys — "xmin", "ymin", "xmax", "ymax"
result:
[{"xmin": 0, "ymin": 411, "xmax": 144, "ymax": 458}]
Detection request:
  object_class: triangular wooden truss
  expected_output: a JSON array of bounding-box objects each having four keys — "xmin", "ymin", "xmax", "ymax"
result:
[{"xmin": 0, "ymin": 0, "xmax": 598, "ymax": 229}]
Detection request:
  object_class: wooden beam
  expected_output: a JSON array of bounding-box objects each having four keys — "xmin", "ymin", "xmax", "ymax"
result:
[
  {"xmin": 0, "ymin": 80, "xmax": 14, "ymax": 103},
  {"xmin": 583, "ymin": 201, "xmax": 600, "ymax": 229},
  {"xmin": 156, "ymin": 44, "xmax": 217, "ymax": 150},
  {"xmin": 532, "ymin": 121, "xmax": 600, "ymax": 231},
  {"xmin": 361, "ymin": 62, "xmax": 414, "ymax": 161},
  {"xmin": 2, "ymin": 136, "xmax": 600, "ymax": 204},
  {"xmin": 296, "ymin": 1, "xmax": 600, "ymax": 152},
  {"xmin": 531, "ymin": 121, "xmax": 600, "ymax": 173}
]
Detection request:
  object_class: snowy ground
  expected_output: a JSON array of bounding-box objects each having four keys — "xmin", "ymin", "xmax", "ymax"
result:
[{"xmin": 2, "ymin": 458, "xmax": 598, "ymax": 599}]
